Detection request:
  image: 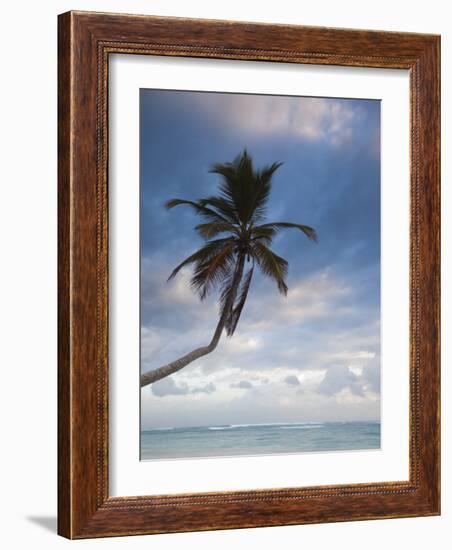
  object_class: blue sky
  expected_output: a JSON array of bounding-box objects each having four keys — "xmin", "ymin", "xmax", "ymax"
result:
[{"xmin": 140, "ymin": 89, "xmax": 381, "ymax": 429}]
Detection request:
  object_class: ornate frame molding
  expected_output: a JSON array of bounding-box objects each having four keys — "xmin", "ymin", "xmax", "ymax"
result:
[{"xmin": 58, "ymin": 11, "xmax": 440, "ymax": 538}]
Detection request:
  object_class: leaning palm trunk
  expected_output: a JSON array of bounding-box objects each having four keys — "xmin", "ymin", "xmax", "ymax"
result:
[{"xmin": 140, "ymin": 255, "xmax": 245, "ymax": 387}]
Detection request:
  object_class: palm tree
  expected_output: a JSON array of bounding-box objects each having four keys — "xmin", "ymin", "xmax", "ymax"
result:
[{"xmin": 141, "ymin": 150, "xmax": 317, "ymax": 387}]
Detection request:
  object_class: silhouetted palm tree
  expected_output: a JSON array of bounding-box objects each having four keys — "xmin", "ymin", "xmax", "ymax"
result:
[{"xmin": 141, "ymin": 150, "xmax": 317, "ymax": 387}]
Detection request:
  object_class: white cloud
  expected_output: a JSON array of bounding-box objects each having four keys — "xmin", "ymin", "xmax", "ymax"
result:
[
  {"xmin": 230, "ymin": 380, "xmax": 253, "ymax": 390},
  {"xmin": 318, "ymin": 364, "xmax": 364, "ymax": 397},
  {"xmin": 141, "ymin": 260, "xmax": 203, "ymax": 309},
  {"xmin": 151, "ymin": 377, "xmax": 189, "ymax": 397},
  {"xmin": 141, "ymin": 369, "xmax": 380, "ymax": 429},
  {"xmin": 361, "ymin": 355, "xmax": 381, "ymax": 394},
  {"xmin": 221, "ymin": 334, "xmax": 262, "ymax": 354},
  {"xmin": 187, "ymin": 94, "xmax": 362, "ymax": 147},
  {"xmin": 191, "ymin": 382, "xmax": 216, "ymax": 395},
  {"xmin": 140, "ymin": 257, "xmax": 380, "ymax": 426},
  {"xmin": 150, "ymin": 377, "xmax": 217, "ymax": 397},
  {"xmin": 284, "ymin": 375, "xmax": 300, "ymax": 386},
  {"xmin": 243, "ymin": 267, "xmax": 351, "ymax": 330}
]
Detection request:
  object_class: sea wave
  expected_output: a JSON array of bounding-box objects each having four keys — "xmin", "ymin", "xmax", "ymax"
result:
[
  {"xmin": 208, "ymin": 426, "xmax": 232, "ymax": 430},
  {"xmin": 280, "ymin": 425, "xmax": 324, "ymax": 430},
  {"xmin": 207, "ymin": 422, "xmax": 325, "ymax": 431}
]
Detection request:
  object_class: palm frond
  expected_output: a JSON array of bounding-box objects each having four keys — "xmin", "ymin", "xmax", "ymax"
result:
[
  {"xmin": 165, "ymin": 198, "xmax": 230, "ymax": 224},
  {"xmin": 197, "ymin": 196, "xmax": 239, "ymax": 224},
  {"xmin": 210, "ymin": 150, "xmax": 270, "ymax": 226},
  {"xmin": 165, "ymin": 151, "xmax": 317, "ymax": 340},
  {"xmin": 190, "ymin": 243, "xmax": 236, "ymax": 299},
  {"xmin": 195, "ymin": 222, "xmax": 239, "ymax": 240},
  {"xmin": 209, "ymin": 159, "xmax": 243, "ymax": 222},
  {"xmin": 252, "ymin": 241, "xmax": 288, "ymax": 295},
  {"xmin": 167, "ymin": 237, "xmax": 236, "ymax": 281},
  {"xmin": 248, "ymin": 162, "xmax": 283, "ymax": 224},
  {"xmin": 256, "ymin": 222, "xmax": 318, "ymax": 242},
  {"xmin": 250, "ymin": 224, "xmax": 277, "ymax": 245}
]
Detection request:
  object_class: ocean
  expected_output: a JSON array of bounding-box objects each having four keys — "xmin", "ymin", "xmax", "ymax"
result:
[{"xmin": 140, "ymin": 421, "xmax": 381, "ymax": 460}]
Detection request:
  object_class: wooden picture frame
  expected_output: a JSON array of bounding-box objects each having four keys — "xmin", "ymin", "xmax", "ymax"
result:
[{"xmin": 58, "ymin": 10, "xmax": 440, "ymax": 539}]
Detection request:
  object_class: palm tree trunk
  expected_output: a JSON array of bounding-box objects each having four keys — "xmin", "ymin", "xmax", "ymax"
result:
[{"xmin": 140, "ymin": 255, "xmax": 245, "ymax": 388}]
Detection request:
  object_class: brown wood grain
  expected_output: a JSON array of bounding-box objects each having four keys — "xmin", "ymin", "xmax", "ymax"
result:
[
  {"xmin": 57, "ymin": 10, "xmax": 72, "ymax": 538},
  {"xmin": 58, "ymin": 10, "xmax": 440, "ymax": 539}
]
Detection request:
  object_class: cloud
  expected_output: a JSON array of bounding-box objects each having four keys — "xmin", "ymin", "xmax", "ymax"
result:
[
  {"xmin": 361, "ymin": 355, "xmax": 381, "ymax": 394},
  {"xmin": 284, "ymin": 375, "xmax": 300, "ymax": 386},
  {"xmin": 242, "ymin": 268, "xmax": 352, "ymax": 331},
  {"xmin": 141, "ymin": 369, "xmax": 380, "ymax": 429},
  {"xmin": 141, "ymin": 264, "xmax": 380, "ymax": 388},
  {"xmin": 316, "ymin": 358, "xmax": 381, "ymax": 400},
  {"xmin": 141, "ymin": 259, "xmax": 207, "ymax": 313},
  {"xmin": 139, "ymin": 90, "xmax": 381, "ymax": 428},
  {"xmin": 230, "ymin": 380, "xmax": 253, "ymax": 390},
  {"xmin": 221, "ymin": 334, "xmax": 262, "ymax": 354},
  {"xmin": 151, "ymin": 377, "xmax": 189, "ymax": 397},
  {"xmin": 151, "ymin": 378, "xmax": 218, "ymax": 397},
  {"xmin": 317, "ymin": 364, "xmax": 364, "ymax": 397},
  {"xmin": 191, "ymin": 382, "xmax": 216, "ymax": 394},
  {"xmin": 186, "ymin": 94, "xmax": 363, "ymax": 147}
]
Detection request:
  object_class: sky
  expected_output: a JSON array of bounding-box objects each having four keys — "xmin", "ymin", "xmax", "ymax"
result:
[{"xmin": 140, "ymin": 88, "xmax": 381, "ymax": 429}]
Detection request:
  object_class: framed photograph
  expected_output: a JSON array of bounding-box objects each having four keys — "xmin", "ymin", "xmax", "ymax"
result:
[{"xmin": 58, "ymin": 11, "xmax": 440, "ymax": 538}]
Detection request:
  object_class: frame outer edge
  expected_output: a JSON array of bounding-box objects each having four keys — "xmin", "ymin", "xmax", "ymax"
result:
[
  {"xmin": 410, "ymin": 37, "xmax": 441, "ymax": 516},
  {"xmin": 437, "ymin": 35, "xmax": 441, "ymax": 516},
  {"xmin": 57, "ymin": 11, "xmax": 73, "ymax": 539},
  {"xmin": 57, "ymin": 10, "xmax": 441, "ymax": 538},
  {"xmin": 423, "ymin": 35, "xmax": 441, "ymax": 514}
]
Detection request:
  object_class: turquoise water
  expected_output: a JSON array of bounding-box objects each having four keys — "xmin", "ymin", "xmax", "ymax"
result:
[{"xmin": 141, "ymin": 421, "xmax": 380, "ymax": 460}]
